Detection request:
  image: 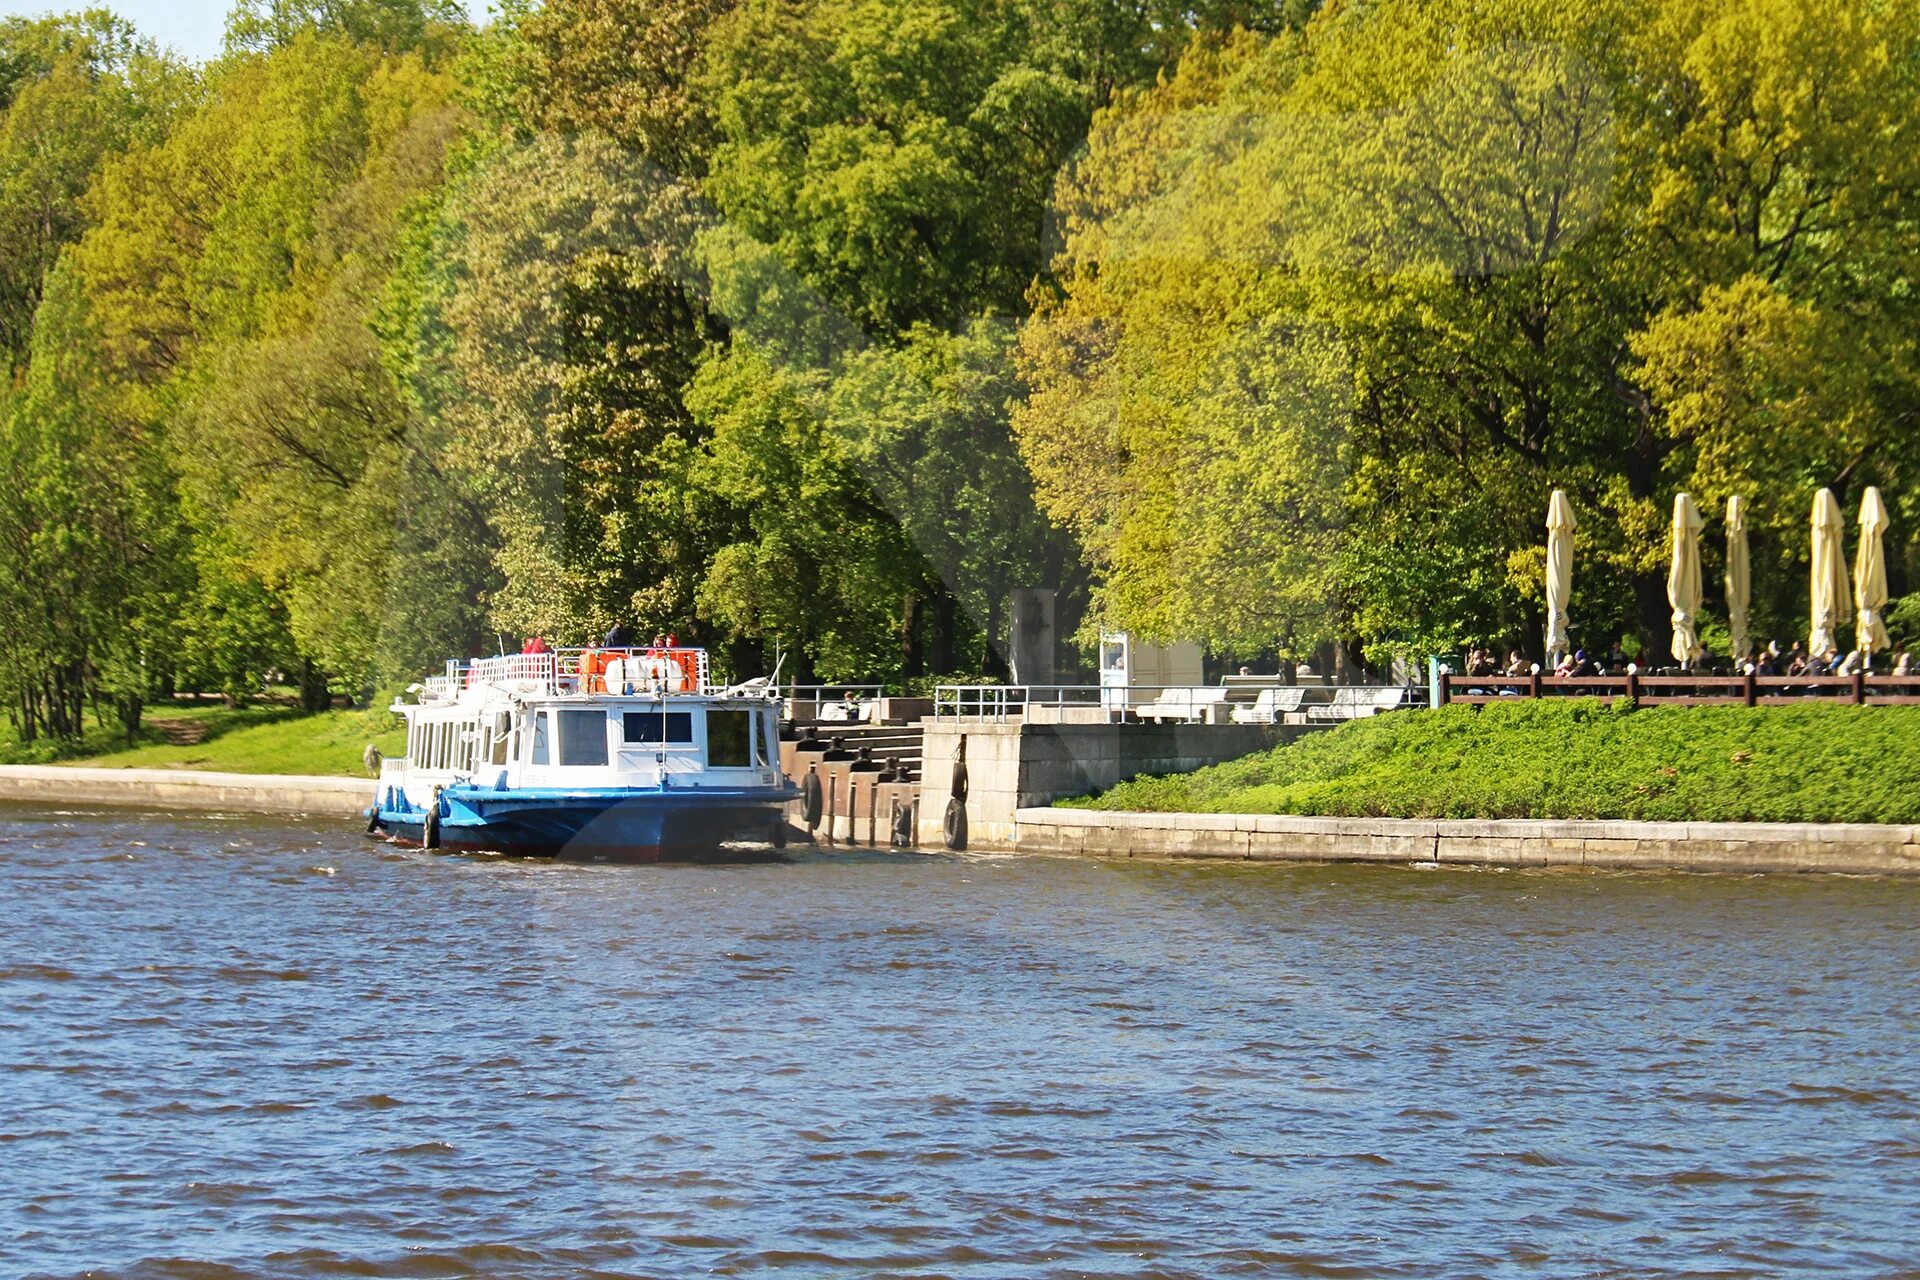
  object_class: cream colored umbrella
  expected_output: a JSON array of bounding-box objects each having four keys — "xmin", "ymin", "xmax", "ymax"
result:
[
  {"xmin": 1809, "ymin": 488, "xmax": 1852, "ymax": 656},
  {"xmin": 1855, "ymin": 485, "xmax": 1891, "ymax": 664},
  {"xmin": 1725, "ymin": 495, "xmax": 1751, "ymax": 663},
  {"xmin": 1667, "ymin": 493, "xmax": 1705, "ymax": 667},
  {"xmin": 1545, "ymin": 489, "xmax": 1576, "ymax": 663}
]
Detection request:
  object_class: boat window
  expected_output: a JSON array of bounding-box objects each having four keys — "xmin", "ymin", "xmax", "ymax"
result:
[
  {"xmin": 558, "ymin": 709, "xmax": 609, "ymax": 767},
  {"xmin": 489, "ymin": 714, "xmax": 510, "ymax": 766},
  {"xmin": 531, "ymin": 712, "xmax": 550, "ymax": 766},
  {"xmin": 706, "ymin": 709, "xmax": 752, "ymax": 768},
  {"xmin": 623, "ymin": 711, "xmax": 693, "ymax": 744}
]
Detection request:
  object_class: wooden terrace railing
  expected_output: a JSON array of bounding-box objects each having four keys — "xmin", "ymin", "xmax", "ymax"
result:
[{"xmin": 1439, "ymin": 671, "xmax": 1920, "ymax": 707}]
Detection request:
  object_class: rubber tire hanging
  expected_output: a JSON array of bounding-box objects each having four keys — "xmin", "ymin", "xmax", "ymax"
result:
[
  {"xmin": 801, "ymin": 771, "xmax": 824, "ymax": 830},
  {"xmin": 942, "ymin": 797, "xmax": 967, "ymax": 851}
]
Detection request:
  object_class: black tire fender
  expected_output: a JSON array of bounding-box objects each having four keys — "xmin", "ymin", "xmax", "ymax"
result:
[
  {"xmin": 423, "ymin": 797, "xmax": 442, "ymax": 851},
  {"xmin": 892, "ymin": 802, "xmax": 914, "ymax": 847},
  {"xmin": 801, "ymin": 770, "xmax": 824, "ymax": 829},
  {"xmin": 942, "ymin": 797, "xmax": 967, "ymax": 851}
]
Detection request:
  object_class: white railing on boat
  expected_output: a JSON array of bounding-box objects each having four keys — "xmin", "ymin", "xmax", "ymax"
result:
[{"xmin": 419, "ymin": 647, "xmax": 714, "ymax": 698}]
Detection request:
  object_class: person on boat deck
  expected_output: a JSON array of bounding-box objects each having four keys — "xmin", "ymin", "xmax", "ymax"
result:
[
  {"xmin": 522, "ymin": 635, "xmax": 549, "ymax": 654},
  {"xmin": 603, "ymin": 620, "xmax": 634, "ymax": 650}
]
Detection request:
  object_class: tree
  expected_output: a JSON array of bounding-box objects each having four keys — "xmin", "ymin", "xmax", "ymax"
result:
[
  {"xmin": 226, "ymin": 0, "xmax": 470, "ymax": 60},
  {"xmin": 431, "ymin": 133, "xmax": 735, "ymax": 646},
  {"xmin": 0, "ymin": 12, "xmax": 186, "ymax": 372},
  {"xmin": 0, "ymin": 263, "xmax": 188, "ymax": 741},
  {"xmin": 1016, "ymin": 0, "xmax": 1920, "ymax": 662}
]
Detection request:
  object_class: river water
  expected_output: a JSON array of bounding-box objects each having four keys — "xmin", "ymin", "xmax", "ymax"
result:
[{"xmin": 3, "ymin": 805, "xmax": 1918, "ymax": 1278}]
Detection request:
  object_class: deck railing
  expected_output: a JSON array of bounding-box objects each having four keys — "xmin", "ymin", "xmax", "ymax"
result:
[{"xmin": 421, "ymin": 647, "xmax": 713, "ymax": 698}]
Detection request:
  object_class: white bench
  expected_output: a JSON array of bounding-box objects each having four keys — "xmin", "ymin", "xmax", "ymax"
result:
[
  {"xmin": 1307, "ymin": 686, "xmax": 1412, "ymax": 722},
  {"xmin": 1133, "ymin": 687, "xmax": 1229, "ymax": 723},
  {"xmin": 1307, "ymin": 687, "xmax": 1370, "ymax": 721},
  {"xmin": 1231, "ymin": 687, "xmax": 1307, "ymax": 724}
]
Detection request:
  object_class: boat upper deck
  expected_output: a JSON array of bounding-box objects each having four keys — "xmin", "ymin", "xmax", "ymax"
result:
[{"xmin": 419, "ymin": 647, "xmax": 715, "ymax": 703}]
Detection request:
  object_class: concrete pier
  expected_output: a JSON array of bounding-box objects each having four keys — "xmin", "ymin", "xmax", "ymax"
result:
[
  {"xmin": 0, "ymin": 766, "xmax": 369, "ymax": 819},
  {"xmin": 1012, "ymin": 808, "xmax": 1920, "ymax": 876},
  {"xmin": 914, "ymin": 721, "xmax": 1303, "ymax": 848}
]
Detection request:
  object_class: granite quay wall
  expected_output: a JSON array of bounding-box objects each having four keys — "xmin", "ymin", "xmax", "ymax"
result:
[
  {"xmin": 915, "ymin": 721, "xmax": 1305, "ymax": 849},
  {"xmin": 0, "ymin": 766, "xmax": 370, "ymax": 819},
  {"xmin": 1013, "ymin": 808, "xmax": 1920, "ymax": 876}
]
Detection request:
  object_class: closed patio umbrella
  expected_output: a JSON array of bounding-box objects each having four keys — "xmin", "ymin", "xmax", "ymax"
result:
[
  {"xmin": 1545, "ymin": 490, "xmax": 1575, "ymax": 664},
  {"xmin": 1809, "ymin": 488, "xmax": 1851, "ymax": 656},
  {"xmin": 1667, "ymin": 493, "xmax": 1705, "ymax": 667},
  {"xmin": 1855, "ymin": 486, "xmax": 1891, "ymax": 664},
  {"xmin": 1725, "ymin": 495, "xmax": 1751, "ymax": 663}
]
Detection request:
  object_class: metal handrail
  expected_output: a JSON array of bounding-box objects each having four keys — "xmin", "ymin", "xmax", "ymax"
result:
[
  {"xmin": 785, "ymin": 684, "xmax": 887, "ymax": 701},
  {"xmin": 932, "ymin": 682, "xmax": 1430, "ymax": 723}
]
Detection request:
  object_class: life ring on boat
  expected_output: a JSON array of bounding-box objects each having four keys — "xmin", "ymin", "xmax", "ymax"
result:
[
  {"xmin": 892, "ymin": 802, "xmax": 914, "ymax": 847},
  {"xmin": 801, "ymin": 769, "xmax": 823, "ymax": 829},
  {"xmin": 942, "ymin": 797, "xmax": 966, "ymax": 850}
]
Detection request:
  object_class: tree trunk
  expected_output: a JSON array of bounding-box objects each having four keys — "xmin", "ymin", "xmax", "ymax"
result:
[
  {"xmin": 901, "ymin": 591, "xmax": 923, "ymax": 681},
  {"xmin": 298, "ymin": 659, "xmax": 331, "ymax": 714},
  {"xmin": 928, "ymin": 583, "xmax": 956, "ymax": 677},
  {"xmin": 981, "ymin": 592, "xmax": 1009, "ymax": 680}
]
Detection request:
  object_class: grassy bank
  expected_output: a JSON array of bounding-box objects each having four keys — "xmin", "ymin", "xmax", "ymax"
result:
[
  {"xmin": 0, "ymin": 701, "xmax": 404, "ymax": 777},
  {"xmin": 1061, "ymin": 701, "xmax": 1920, "ymax": 824}
]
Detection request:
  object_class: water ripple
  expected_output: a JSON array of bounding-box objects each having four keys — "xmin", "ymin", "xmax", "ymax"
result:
[{"xmin": 2, "ymin": 805, "xmax": 1918, "ymax": 1277}]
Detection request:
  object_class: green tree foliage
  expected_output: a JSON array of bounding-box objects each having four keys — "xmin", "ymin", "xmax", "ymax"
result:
[
  {"xmin": 0, "ymin": 264, "xmax": 187, "ymax": 740},
  {"xmin": 225, "ymin": 0, "xmax": 469, "ymax": 59},
  {"xmin": 1018, "ymin": 0, "xmax": 1920, "ymax": 661},
  {"xmin": 3, "ymin": 0, "xmax": 1917, "ymax": 741},
  {"xmin": 0, "ymin": 12, "xmax": 186, "ymax": 371},
  {"xmin": 68, "ymin": 32, "xmax": 482, "ymax": 700},
  {"xmin": 431, "ymin": 133, "xmax": 732, "ymax": 645}
]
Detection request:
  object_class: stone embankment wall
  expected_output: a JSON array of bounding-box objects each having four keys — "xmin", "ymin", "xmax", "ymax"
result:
[
  {"xmin": 1015, "ymin": 808, "xmax": 1920, "ymax": 876},
  {"xmin": 915, "ymin": 721, "xmax": 1306, "ymax": 848},
  {"xmin": 0, "ymin": 766, "xmax": 369, "ymax": 819}
]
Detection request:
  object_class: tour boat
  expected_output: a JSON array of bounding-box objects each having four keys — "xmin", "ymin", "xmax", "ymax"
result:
[{"xmin": 367, "ymin": 647, "xmax": 797, "ymax": 861}]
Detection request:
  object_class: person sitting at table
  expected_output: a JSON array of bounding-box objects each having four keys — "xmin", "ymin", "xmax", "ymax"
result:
[{"xmin": 1504, "ymin": 648, "xmax": 1531, "ymax": 677}]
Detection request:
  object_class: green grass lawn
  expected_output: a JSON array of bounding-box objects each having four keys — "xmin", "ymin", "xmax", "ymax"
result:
[
  {"xmin": 1061, "ymin": 699, "xmax": 1920, "ymax": 824},
  {"xmin": 0, "ymin": 699, "xmax": 405, "ymax": 777}
]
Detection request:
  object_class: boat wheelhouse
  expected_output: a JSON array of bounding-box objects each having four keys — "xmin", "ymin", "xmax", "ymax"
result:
[{"xmin": 368, "ymin": 647, "xmax": 796, "ymax": 861}]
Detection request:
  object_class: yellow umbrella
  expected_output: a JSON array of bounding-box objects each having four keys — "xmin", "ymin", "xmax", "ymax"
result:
[
  {"xmin": 1855, "ymin": 486, "xmax": 1891, "ymax": 661},
  {"xmin": 1545, "ymin": 490, "xmax": 1576, "ymax": 662},
  {"xmin": 1809, "ymin": 488, "xmax": 1852, "ymax": 656},
  {"xmin": 1725, "ymin": 495, "xmax": 1751, "ymax": 662},
  {"xmin": 1667, "ymin": 493, "xmax": 1705, "ymax": 666}
]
